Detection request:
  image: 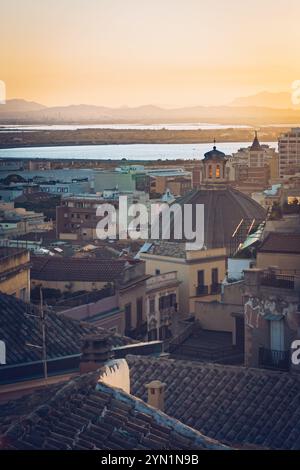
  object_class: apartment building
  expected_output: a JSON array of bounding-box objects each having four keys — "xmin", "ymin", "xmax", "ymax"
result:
[{"xmin": 278, "ymin": 127, "xmax": 300, "ymax": 178}]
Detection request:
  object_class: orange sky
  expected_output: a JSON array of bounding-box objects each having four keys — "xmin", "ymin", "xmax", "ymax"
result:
[{"xmin": 1, "ymin": 0, "xmax": 300, "ymax": 107}]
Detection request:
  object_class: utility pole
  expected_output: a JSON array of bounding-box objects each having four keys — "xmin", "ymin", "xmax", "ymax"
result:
[
  {"xmin": 25, "ymin": 287, "xmax": 48, "ymax": 382},
  {"xmin": 40, "ymin": 287, "xmax": 48, "ymax": 381}
]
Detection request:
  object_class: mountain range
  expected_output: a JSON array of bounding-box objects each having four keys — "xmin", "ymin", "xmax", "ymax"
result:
[{"xmin": 0, "ymin": 92, "xmax": 300, "ymax": 125}]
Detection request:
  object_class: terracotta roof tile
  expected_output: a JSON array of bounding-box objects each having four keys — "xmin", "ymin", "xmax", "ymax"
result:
[
  {"xmin": 0, "ymin": 293, "xmax": 133, "ymax": 367},
  {"xmin": 259, "ymin": 232, "xmax": 300, "ymax": 254},
  {"xmin": 31, "ymin": 255, "xmax": 129, "ymax": 282},
  {"xmin": 127, "ymin": 355, "xmax": 300, "ymax": 450},
  {"xmin": 1, "ymin": 370, "xmax": 229, "ymax": 450}
]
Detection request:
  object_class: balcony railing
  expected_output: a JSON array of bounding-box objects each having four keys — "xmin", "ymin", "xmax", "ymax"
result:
[
  {"xmin": 210, "ymin": 283, "xmax": 222, "ymax": 295},
  {"xmin": 261, "ymin": 273, "xmax": 295, "ymax": 290},
  {"xmin": 196, "ymin": 285, "xmax": 209, "ymax": 296},
  {"xmin": 259, "ymin": 347, "xmax": 290, "ymax": 371}
]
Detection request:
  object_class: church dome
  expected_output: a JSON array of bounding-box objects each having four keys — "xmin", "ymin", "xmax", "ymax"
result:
[
  {"xmin": 203, "ymin": 145, "xmax": 226, "ymax": 161},
  {"xmin": 175, "ymin": 186, "xmax": 266, "ymax": 250}
]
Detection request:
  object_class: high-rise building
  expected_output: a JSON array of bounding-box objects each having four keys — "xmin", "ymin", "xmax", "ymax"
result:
[{"xmin": 278, "ymin": 127, "xmax": 300, "ymax": 178}]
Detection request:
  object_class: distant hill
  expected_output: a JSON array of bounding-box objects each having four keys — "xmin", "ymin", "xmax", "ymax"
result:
[
  {"xmin": 231, "ymin": 91, "xmax": 299, "ymax": 109},
  {"xmin": 1, "ymin": 98, "xmax": 300, "ymax": 125},
  {"xmin": 0, "ymin": 99, "xmax": 46, "ymax": 116}
]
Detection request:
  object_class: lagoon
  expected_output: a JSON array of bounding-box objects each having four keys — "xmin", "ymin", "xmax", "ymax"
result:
[{"xmin": 0, "ymin": 141, "xmax": 277, "ymax": 161}]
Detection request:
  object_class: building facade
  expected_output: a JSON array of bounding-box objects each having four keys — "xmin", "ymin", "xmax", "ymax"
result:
[
  {"xmin": 0, "ymin": 247, "xmax": 30, "ymax": 301},
  {"xmin": 278, "ymin": 127, "xmax": 300, "ymax": 178},
  {"xmin": 145, "ymin": 271, "xmax": 180, "ymax": 340}
]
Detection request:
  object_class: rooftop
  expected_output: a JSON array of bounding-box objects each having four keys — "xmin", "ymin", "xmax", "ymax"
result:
[
  {"xmin": 0, "ymin": 370, "xmax": 228, "ymax": 450},
  {"xmin": 31, "ymin": 255, "xmax": 132, "ymax": 282},
  {"xmin": 175, "ymin": 187, "xmax": 266, "ymax": 249},
  {"xmin": 0, "ymin": 247, "xmax": 27, "ymax": 261},
  {"xmin": 127, "ymin": 355, "xmax": 300, "ymax": 449},
  {"xmin": 0, "ymin": 293, "xmax": 133, "ymax": 368},
  {"xmin": 259, "ymin": 232, "xmax": 300, "ymax": 254}
]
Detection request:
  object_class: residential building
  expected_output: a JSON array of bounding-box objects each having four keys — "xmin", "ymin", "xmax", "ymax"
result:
[
  {"xmin": 140, "ymin": 242, "xmax": 227, "ymax": 314},
  {"xmin": 278, "ymin": 127, "xmax": 300, "ymax": 178},
  {"xmin": 0, "ymin": 203, "xmax": 52, "ymax": 238},
  {"xmin": 0, "ymin": 247, "xmax": 30, "ymax": 301},
  {"xmin": 149, "ymin": 171, "xmax": 192, "ymax": 196},
  {"xmin": 233, "ymin": 165, "xmax": 270, "ymax": 195},
  {"xmin": 56, "ymin": 191, "xmax": 150, "ymax": 241},
  {"xmin": 31, "ymin": 255, "xmax": 149, "ymax": 338},
  {"xmin": 56, "ymin": 194, "xmax": 119, "ymax": 240},
  {"xmin": 256, "ymin": 232, "xmax": 300, "ymax": 272},
  {"xmin": 243, "ymin": 232, "xmax": 300, "ymax": 372},
  {"xmin": 39, "ymin": 179, "xmax": 90, "ymax": 195},
  {"xmin": 145, "ymin": 271, "xmax": 180, "ymax": 340},
  {"xmin": 232, "ymin": 132, "xmax": 276, "ymax": 168}
]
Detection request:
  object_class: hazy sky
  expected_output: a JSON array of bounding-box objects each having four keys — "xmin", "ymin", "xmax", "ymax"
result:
[{"xmin": 1, "ymin": 0, "xmax": 300, "ymax": 107}]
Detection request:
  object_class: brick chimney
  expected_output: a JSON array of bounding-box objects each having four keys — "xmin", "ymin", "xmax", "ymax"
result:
[
  {"xmin": 80, "ymin": 333, "xmax": 113, "ymax": 374},
  {"xmin": 145, "ymin": 380, "xmax": 166, "ymax": 412}
]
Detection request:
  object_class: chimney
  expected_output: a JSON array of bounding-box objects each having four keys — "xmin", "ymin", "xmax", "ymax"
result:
[
  {"xmin": 145, "ymin": 380, "xmax": 166, "ymax": 412},
  {"xmin": 80, "ymin": 333, "xmax": 113, "ymax": 374}
]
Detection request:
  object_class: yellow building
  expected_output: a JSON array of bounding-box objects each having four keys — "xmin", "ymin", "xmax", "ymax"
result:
[
  {"xmin": 140, "ymin": 242, "xmax": 226, "ymax": 314},
  {"xmin": 0, "ymin": 247, "xmax": 30, "ymax": 301}
]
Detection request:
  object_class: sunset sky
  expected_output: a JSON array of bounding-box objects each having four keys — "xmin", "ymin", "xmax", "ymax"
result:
[{"xmin": 1, "ymin": 0, "xmax": 300, "ymax": 107}]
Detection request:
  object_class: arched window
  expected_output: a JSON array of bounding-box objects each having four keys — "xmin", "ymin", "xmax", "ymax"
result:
[
  {"xmin": 216, "ymin": 165, "xmax": 221, "ymax": 178},
  {"xmin": 208, "ymin": 165, "xmax": 212, "ymax": 178}
]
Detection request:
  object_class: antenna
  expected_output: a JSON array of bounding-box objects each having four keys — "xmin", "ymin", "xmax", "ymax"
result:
[{"xmin": 40, "ymin": 287, "xmax": 48, "ymax": 381}]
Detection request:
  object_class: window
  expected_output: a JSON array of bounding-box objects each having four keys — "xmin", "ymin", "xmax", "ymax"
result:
[
  {"xmin": 212, "ymin": 268, "xmax": 219, "ymax": 285},
  {"xmin": 197, "ymin": 270, "xmax": 205, "ymax": 286},
  {"xmin": 136, "ymin": 298, "xmax": 143, "ymax": 327},
  {"xmin": 216, "ymin": 165, "xmax": 221, "ymax": 178},
  {"xmin": 159, "ymin": 295, "xmax": 171, "ymax": 310},
  {"xmin": 149, "ymin": 298, "xmax": 155, "ymax": 314},
  {"xmin": 208, "ymin": 165, "xmax": 212, "ymax": 178},
  {"xmin": 125, "ymin": 303, "xmax": 132, "ymax": 331},
  {"xmin": 170, "ymin": 293, "xmax": 177, "ymax": 307},
  {"xmin": 155, "ymin": 269, "xmax": 160, "ymax": 275}
]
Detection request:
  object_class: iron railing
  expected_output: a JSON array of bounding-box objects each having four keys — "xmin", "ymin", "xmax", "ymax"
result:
[
  {"xmin": 259, "ymin": 347, "xmax": 290, "ymax": 371},
  {"xmin": 196, "ymin": 285, "xmax": 209, "ymax": 296},
  {"xmin": 261, "ymin": 273, "xmax": 295, "ymax": 290}
]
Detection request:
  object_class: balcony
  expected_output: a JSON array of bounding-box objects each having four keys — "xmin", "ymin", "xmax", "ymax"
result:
[
  {"xmin": 210, "ymin": 283, "xmax": 222, "ymax": 295},
  {"xmin": 196, "ymin": 285, "xmax": 209, "ymax": 296},
  {"xmin": 261, "ymin": 273, "xmax": 295, "ymax": 290},
  {"xmin": 259, "ymin": 347, "xmax": 290, "ymax": 371}
]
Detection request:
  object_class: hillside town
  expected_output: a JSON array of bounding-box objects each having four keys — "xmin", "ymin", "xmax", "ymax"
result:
[{"xmin": 0, "ymin": 129, "xmax": 299, "ymax": 451}]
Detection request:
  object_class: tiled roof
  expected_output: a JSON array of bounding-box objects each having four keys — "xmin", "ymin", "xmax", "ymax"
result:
[
  {"xmin": 259, "ymin": 232, "xmax": 300, "ymax": 254},
  {"xmin": 127, "ymin": 355, "xmax": 300, "ymax": 450},
  {"xmin": 0, "ymin": 382, "xmax": 65, "ymax": 434},
  {"xmin": 31, "ymin": 255, "xmax": 128, "ymax": 282},
  {"xmin": 176, "ymin": 187, "xmax": 266, "ymax": 249},
  {"xmin": 147, "ymin": 241, "xmax": 186, "ymax": 259},
  {"xmin": 1, "ymin": 370, "xmax": 229, "ymax": 450},
  {"xmin": 0, "ymin": 293, "xmax": 133, "ymax": 366}
]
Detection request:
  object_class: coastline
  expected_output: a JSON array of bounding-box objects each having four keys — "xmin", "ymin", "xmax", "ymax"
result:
[{"xmin": 0, "ymin": 126, "xmax": 286, "ymax": 150}]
